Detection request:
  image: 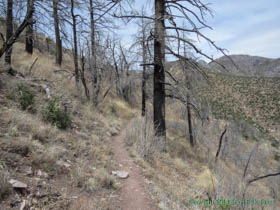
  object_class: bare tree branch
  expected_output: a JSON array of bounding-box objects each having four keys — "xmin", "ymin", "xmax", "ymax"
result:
[{"xmin": 248, "ymin": 172, "xmax": 280, "ymax": 184}]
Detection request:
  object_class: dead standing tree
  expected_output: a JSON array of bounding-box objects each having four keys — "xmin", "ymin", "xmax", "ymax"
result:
[
  {"xmin": 116, "ymin": 0, "xmax": 229, "ymax": 151},
  {"xmin": 108, "ymin": 38, "xmax": 134, "ymax": 101},
  {"xmin": 70, "ymin": 0, "xmax": 80, "ymax": 93},
  {"xmin": 0, "ymin": 0, "xmax": 34, "ymax": 59},
  {"xmin": 52, "ymin": 0, "xmax": 62, "ymax": 65},
  {"xmin": 5, "ymin": 0, "xmax": 13, "ymax": 64},
  {"xmin": 138, "ymin": 16, "xmax": 153, "ymax": 117},
  {"xmin": 129, "ymin": 7, "xmax": 154, "ymax": 117},
  {"xmin": 25, "ymin": 0, "xmax": 34, "ymax": 54},
  {"xmin": 88, "ymin": 0, "xmax": 120, "ymax": 105},
  {"xmin": 89, "ymin": 0, "xmax": 98, "ymax": 104}
]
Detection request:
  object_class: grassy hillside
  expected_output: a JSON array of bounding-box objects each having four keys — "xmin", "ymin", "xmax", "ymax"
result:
[
  {"xmin": 0, "ymin": 34, "xmax": 136, "ymax": 209},
  {"xmin": 121, "ymin": 61, "xmax": 280, "ymax": 209},
  {"xmin": 0, "ymin": 16, "xmax": 279, "ymax": 209}
]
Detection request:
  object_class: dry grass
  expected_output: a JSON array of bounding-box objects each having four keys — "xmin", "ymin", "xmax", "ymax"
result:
[
  {"xmin": 125, "ymin": 117, "xmax": 166, "ymax": 159},
  {"xmin": 123, "ymin": 105, "xmax": 279, "ymax": 209},
  {"xmin": 0, "ymin": 31, "xmax": 136, "ymax": 209},
  {"xmin": 0, "ymin": 166, "xmax": 11, "ymax": 201}
]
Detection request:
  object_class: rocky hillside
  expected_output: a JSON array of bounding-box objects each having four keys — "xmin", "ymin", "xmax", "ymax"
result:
[{"xmin": 209, "ymin": 54, "xmax": 280, "ymax": 77}]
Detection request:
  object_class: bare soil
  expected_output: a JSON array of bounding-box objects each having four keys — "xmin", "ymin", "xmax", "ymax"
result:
[{"xmin": 113, "ymin": 127, "xmax": 158, "ymax": 210}]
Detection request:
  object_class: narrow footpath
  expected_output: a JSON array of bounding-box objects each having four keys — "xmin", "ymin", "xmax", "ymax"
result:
[{"xmin": 113, "ymin": 127, "xmax": 157, "ymax": 210}]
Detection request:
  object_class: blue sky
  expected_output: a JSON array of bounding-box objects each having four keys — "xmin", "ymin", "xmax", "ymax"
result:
[{"xmin": 118, "ymin": 0, "xmax": 280, "ymax": 61}]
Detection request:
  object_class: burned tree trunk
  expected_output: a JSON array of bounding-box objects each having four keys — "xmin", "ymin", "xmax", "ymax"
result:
[
  {"xmin": 89, "ymin": 0, "xmax": 99, "ymax": 105},
  {"xmin": 215, "ymin": 126, "xmax": 227, "ymax": 163},
  {"xmin": 0, "ymin": 1, "xmax": 34, "ymax": 59},
  {"xmin": 80, "ymin": 53, "xmax": 90, "ymax": 100},
  {"xmin": 52, "ymin": 0, "xmax": 62, "ymax": 65},
  {"xmin": 186, "ymin": 94, "xmax": 194, "ymax": 147},
  {"xmin": 25, "ymin": 0, "xmax": 34, "ymax": 54},
  {"xmin": 154, "ymin": 0, "xmax": 166, "ymax": 141},
  {"xmin": 70, "ymin": 0, "xmax": 80, "ymax": 92},
  {"xmin": 141, "ymin": 19, "xmax": 147, "ymax": 117},
  {"xmin": 5, "ymin": 0, "xmax": 13, "ymax": 64},
  {"xmin": 141, "ymin": 59, "xmax": 147, "ymax": 117}
]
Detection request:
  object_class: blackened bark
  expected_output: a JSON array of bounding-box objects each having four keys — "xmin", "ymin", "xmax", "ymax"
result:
[
  {"xmin": 0, "ymin": 1, "xmax": 34, "ymax": 59},
  {"xmin": 25, "ymin": 0, "xmax": 34, "ymax": 54},
  {"xmin": 186, "ymin": 94, "xmax": 194, "ymax": 146},
  {"xmin": 154, "ymin": 0, "xmax": 166, "ymax": 138},
  {"xmin": 89, "ymin": 0, "xmax": 99, "ymax": 105},
  {"xmin": 71, "ymin": 0, "xmax": 79, "ymax": 89},
  {"xmin": 53, "ymin": 0, "xmax": 62, "ymax": 65},
  {"xmin": 215, "ymin": 126, "xmax": 227, "ymax": 163},
  {"xmin": 141, "ymin": 63, "xmax": 146, "ymax": 116},
  {"xmin": 5, "ymin": 0, "xmax": 13, "ymax": 64},
  {"xmin": 248, "ymin": 172, "xmax": 280, "ymax": 184},
  {"xmin": 141, "ymin": 26, "xmax": 147, "ymax": 116},
  {"xmin": 80, "ymin": 54, "xmax": 90, "ymax": 100}
]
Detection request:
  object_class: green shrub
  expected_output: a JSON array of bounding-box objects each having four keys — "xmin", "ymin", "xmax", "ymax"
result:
[
  {"xmin": 17, "ymin": 84, "xmax": 35, "ymax": 110},
  {"xmin": 271, "ymin": 141, "xmax": 279, "ymax": 149},
  {"xmin": 274, "ymin": 154, "xmax": 280, "ymax": 161},
  {"xmin": 42, "ymin": 98, "xmax": 71, "ymax": 129}
]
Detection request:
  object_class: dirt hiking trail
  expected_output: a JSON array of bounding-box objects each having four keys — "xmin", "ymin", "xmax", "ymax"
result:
[{"xmin": 113, "ymin": 127, "xmax": 157, "ymax": 210}]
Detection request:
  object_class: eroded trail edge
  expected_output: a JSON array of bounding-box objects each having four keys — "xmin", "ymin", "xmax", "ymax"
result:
[{"xmin": 113, "ymin": 127, "xmax": 157, "ymax": 210}]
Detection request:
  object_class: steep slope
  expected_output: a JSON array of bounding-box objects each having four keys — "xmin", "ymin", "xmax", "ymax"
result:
[
  {"xmin": 209, "ymin": 54, "xmax": 280, "ymax": 77},
  {"xmin": 199, "ymin": 69, "xmax": 280, "ymax": 140},
  {"xmin": 0, "ymin": 35, "xmax": 137, "ymax": 209},
  {"xmin": 124, "ymin": 60, "xmax": 280, "ymax": 209}
]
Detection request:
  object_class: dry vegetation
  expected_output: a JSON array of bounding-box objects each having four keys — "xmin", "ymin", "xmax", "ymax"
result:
[
  {"xmin": 199, "ymin": 69, "xmax": 280, "ymax": 140},
  {"xmin": 122, "ymin": 61, "xmax": 280, "ymax": 209},
  {"xmin": 1, "ymin": 17, "xmax": 279, "ymax": 210},
  {"xmin": 0, "ymin": 36, "xmax": 137, "ymax": 209},
  {"xmin": 124, "ymin": 115, "xmax": 279, "ymax": 209}
]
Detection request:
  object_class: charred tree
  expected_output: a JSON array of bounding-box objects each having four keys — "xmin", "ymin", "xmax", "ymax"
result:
[
  {"xmin": 154, "ymin": 0, "xmax": 166, "ymax": 142},
  {"xmin": 0, "ymin": 1, "xmax": 34, "ymax": 58},
  {"xmin": 215, "ymin": 126, "xmax": 227, "ymax": 163},
  {"xmin": 89, "ymin": 0, "xmax": 99, "ymax": 105},
  {"xmin": 25, "ymin": 0, "xmax": 34, "ymax": 54},
  {"xmin": 5, "ymin": 0, "xmax": 13, "ymax": 64},
  {"xmin": 70, "ymin": 0, "xmax": 79, "ymax": 92},
  {"xmin": 141, "ymin": 18, "xmax": 147, "ymax": 117},
  {"xmin": 141, "ymin": 45, "xmax": 147, "ymax": 116},
  {"xmin": 186, "ymin": 94, "xmax": 194, "ymax": 146},
  {"xmin": 52, "ymin": 0, "xmax": 62, "ymax": 65},
  {"xmin": 80, "ymin": 52, "xmax": 90, "ymax": 100}
]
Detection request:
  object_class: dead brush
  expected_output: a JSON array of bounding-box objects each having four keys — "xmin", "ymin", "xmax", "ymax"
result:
[
  {"xmin": 70, "ymin": 165, "xmax": 117, "ymax": 193},
  {"xmin": 31, "ymin": 145, "xmax": 65, "ymax": 173},
  {"xmin": 85, "ymin": 168, "xmax": 117, "ymax": 192},
  {"xmin": 125, "ymin": 117, "xmax": 163, "ymax": 160}
]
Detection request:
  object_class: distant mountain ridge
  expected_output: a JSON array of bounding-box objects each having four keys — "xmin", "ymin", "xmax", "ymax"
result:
[{"xmin": 209, "ymin": 54, "xmax": 280, "ymax": 77}]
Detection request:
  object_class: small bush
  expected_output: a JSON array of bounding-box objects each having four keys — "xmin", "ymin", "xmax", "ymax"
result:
[
  {"xmin": 85, "ymin": 169, "xmax": 117, "ymax": 192},
  {"xmin": 71, "ymin": 167, "xmax": 117, "ymax": 193},
  {"xmin": 17, "ymin": 84, "xmax": 35, "ymax": 110},
  {"xmin": 70, "ymin": 167, "xmax": 87, "ymax": 188},
  {"xmin": 85, "ymin": 178, "xmax": 98, "ymax": 192},
  {"xmin": 95, "ymin": 169, "xmax": 116, "ymax": 189},
  {"xmin": 42, "ymin": 98, "xmax": 71, "ymax": 129},
  {"xmin": 274, "ymin": 154, "xmax": 280, "ymax": 161},
  {"xmin": 125, "ymin": 118, "xmax": 164, "ymax": 159},
  {"xmin": 271, "ymin": 141, "xmax": 279, "ymax": 149}
]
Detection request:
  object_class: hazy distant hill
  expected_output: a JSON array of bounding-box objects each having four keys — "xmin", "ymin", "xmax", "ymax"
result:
[{"xmin": 209, "ymin": 54, "xmax": 280, "ymax": 77}]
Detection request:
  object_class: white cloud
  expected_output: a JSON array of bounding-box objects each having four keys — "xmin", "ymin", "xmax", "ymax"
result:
[
  {"xmin": 227, "ymin": 29, "xmax": 280, "ymax": 58},
  {"xmin": 118, "ymin": 0, "xmax": 280, "ymax": 60}
]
